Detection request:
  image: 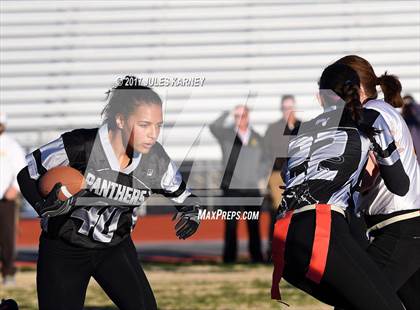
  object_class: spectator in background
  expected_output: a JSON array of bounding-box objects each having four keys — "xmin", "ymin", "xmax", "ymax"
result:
[
  {"xmin": 209, "ymin": 105, "xmax": 264, "ymax": 263},
  {"xmin": 262, "ymin": 95, "xmax": 301, "ymax": 258},
  {"xmin": 0, "ymin": 113, "xmax": 26, "ymax": 286},
  {"xmin": 402, "ymin": 95, "xmax": 420, "ymax": 163}
]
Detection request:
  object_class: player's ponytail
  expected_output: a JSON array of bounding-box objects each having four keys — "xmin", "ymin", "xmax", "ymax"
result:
[
  {"xmin": 377, "ymin": 72, "xmax": 404, "ymax": 108},
  {"xmin": 341, "ymin": 79, "xmax": 362, "ymax": 124},
  {"xmin": 101, "ymin": 76, "xmax": 162, "ymax": 129},
  {"xmin": 334, "ymin": 55, "xmax": 405, "ymax": 108},
  {"xmin": 341, "ymin": 80, "xmax": 379, "ymax": 139},
  {"xmin": 319, "ymin": 63, "xmax": 378, "ymax": 139}
]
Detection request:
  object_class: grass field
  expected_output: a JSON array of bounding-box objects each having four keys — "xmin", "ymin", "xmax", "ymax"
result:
[{"xmin": 1, "ymin": 263, "xmax": 332, "ymax": 310}]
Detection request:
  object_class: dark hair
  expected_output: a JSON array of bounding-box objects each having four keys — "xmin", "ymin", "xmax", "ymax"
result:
[
  {"xmin": 319, "ymin": 63, "xmax": 378, "ymax": 139},
  {"xmin": 101, "ymin": 75, "xmax": 162, "ymax": 129},
  {"xmin": 335, "ymin": 55, "xmax": 404, "ymax": 108},
  {"xmin": 281, "ymin": 94, "xmax": 295, "ymax": 104}
]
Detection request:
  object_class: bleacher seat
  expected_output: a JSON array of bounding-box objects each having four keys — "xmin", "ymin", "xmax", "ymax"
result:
[{"xmin": 1, "ymin": 0, "xmax": 419, "ymax": 161}]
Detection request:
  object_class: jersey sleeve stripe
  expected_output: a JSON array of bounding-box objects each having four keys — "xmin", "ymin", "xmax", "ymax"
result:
[
  {"xmin": 373, "ymin": 140, "xmax": 397, "ymax": 158},
  {"xmin": 39, "ymin": 137, "xmax": 69, "ymax": 170},
  {"xmin": 25, "ymin": 152, "xmax": 41, "ymax": 180},
  {"xmin": 160, "ymin": 161, "xmax": 193, "ymax": 204},
  {"xmin": 377, "ymin": 148, "xmax": 400, "ymax": 166},
  {"xmin": 25, "ymin": 137, "xmax": 69, "ymax": 180},
  {"xmin": 160, "ymin": 161, "xmax": 183, "ymax": 193}
]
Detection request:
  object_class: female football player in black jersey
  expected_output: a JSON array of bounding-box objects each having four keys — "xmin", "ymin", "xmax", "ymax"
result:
[
  {"xmin": 17, "ymin": 76, "xmax": 201, "ymax": 310},
  {"xmin": 270, "ymin": 63, "xmax": 409, "ymax": 310}
]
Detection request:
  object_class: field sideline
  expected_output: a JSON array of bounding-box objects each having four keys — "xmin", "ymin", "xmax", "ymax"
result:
[{"xmin": 0, "ymin": 263, "xmax": 332, "ymax": 310}]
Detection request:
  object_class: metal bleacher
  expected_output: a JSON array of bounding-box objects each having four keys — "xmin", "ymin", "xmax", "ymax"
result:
[{"xmin": 1, "ymin": 0, "xmax": 419, "ymax": 162}]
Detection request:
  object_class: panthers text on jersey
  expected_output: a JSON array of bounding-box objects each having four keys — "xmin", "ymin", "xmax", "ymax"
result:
[{"xmin": 26, "ymin": 124, "xmax": 193, "ymax": 248}]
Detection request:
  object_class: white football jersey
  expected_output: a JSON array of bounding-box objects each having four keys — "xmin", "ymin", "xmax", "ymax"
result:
[{"xmin": 356, "ymin": 99, "xmax": 420, "ymax": 215}]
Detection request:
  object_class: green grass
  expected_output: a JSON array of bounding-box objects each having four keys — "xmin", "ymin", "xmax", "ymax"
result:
[{"xmin": 1, "ymin": 264, "xmax": 331, "ymax": 310}]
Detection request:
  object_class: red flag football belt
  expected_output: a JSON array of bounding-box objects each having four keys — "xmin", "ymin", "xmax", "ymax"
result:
[{"xmin": 271, "ymin": 204, "xmax": 345, "ymax": 301}]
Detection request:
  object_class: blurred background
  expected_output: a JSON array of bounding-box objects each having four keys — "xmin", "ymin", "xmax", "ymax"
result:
[{"xmin": 0, "ymin": 1, "xmax": 419, "ymax": 309}]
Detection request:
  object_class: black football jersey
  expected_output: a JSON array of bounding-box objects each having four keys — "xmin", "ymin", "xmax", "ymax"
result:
[
  {"xmin": 280, "ymin": 105, "xmax": 409, "ymax": 212},
  {"xmin": 26, "ymin": 124, "xmax": 193, "ymax": 248}
]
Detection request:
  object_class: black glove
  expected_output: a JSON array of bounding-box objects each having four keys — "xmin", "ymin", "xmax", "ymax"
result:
[
  {"xmin": 34, "ymin": 183, "xmax": 84, "ymax": 218},
  {"xmin": 172, "ymin": 205, "xmax": 201, "ymax": 239}
]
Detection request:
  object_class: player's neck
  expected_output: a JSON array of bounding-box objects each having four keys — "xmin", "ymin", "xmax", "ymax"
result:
[
  {"xmin": 108, "ymin": 129, "xmax": 133, "ymax": 169},
  {"xmin": 360, "ymin": 87, "xmax": 369, "ymax": 105}
]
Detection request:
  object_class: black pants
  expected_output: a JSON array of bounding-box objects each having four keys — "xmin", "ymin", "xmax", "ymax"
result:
[
  {"xmin": 222, "ymin": 189, "xmax": 263, "ymax": 263},
  {"xmin": 0, "ymin": 199, "xmax": 17, "ymax": 278},
  {"xmin": 37, "ymin": 234, "xmax": 157, "ymax": 310},
  {"xmin": 366, "ymin": 212, "xmax": 420, "ymax": 310},
  {"xmin": 282, "ymin": 211, "xmax": 405, "ymax": 310}
]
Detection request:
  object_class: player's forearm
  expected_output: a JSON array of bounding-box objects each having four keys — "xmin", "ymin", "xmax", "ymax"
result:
[
  {"xmin": 17, "ymin": 166, "xmax": 43, "ymax": 207},
  {"xmin": 378, "ymin": 161, "xmax": 410, "ymax": 196},
  {"xmin": 209, "ymin": 111, "xmax": 229, "ymax": 137}
]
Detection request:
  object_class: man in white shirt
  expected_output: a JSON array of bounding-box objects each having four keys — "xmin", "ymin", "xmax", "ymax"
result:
[{"xmin": 0, "ymin": 113, "xmax": 26, "ymax": 286}]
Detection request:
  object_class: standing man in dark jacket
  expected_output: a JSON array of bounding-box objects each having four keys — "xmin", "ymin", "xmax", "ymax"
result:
[
  {"xmin": 262, "ymin": 95, "xmax": 301, "ymax": 257},
  {"xmin": 209, "ymin": 105, "xmax": 264, "ymax": 263}
]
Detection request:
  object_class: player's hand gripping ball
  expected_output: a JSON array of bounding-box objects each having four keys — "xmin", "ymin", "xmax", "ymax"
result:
[
  {"xmin": 38, "ymin": 166, "xmax": 85, "ymax": 200},
  {"xmin": 36, "ymin": 166, "xmax": 86, "ymax": 217}
]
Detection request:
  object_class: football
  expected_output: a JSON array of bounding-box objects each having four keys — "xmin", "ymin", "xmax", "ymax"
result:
[{"xmin": 38, "ymin": 166, "xmax": 85, "ymax": 201}]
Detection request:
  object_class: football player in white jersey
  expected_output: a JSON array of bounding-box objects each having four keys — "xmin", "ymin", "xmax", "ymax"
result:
[
  {"xmin": 271, "ymin": 63, "xmax": 408, "ymax": 310},
  {"xmin": 336, "ymin": 55, "xmax": 420, "ymax": 310}
]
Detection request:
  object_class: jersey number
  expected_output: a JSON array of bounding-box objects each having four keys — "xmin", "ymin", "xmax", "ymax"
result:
[
  {"xmin": 71, "ymin": 205, "xmax": 129, "ymax": 243},
  {"xmin": 287, "ymin": 130, "xmax": 348, "ymax": 187}
]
